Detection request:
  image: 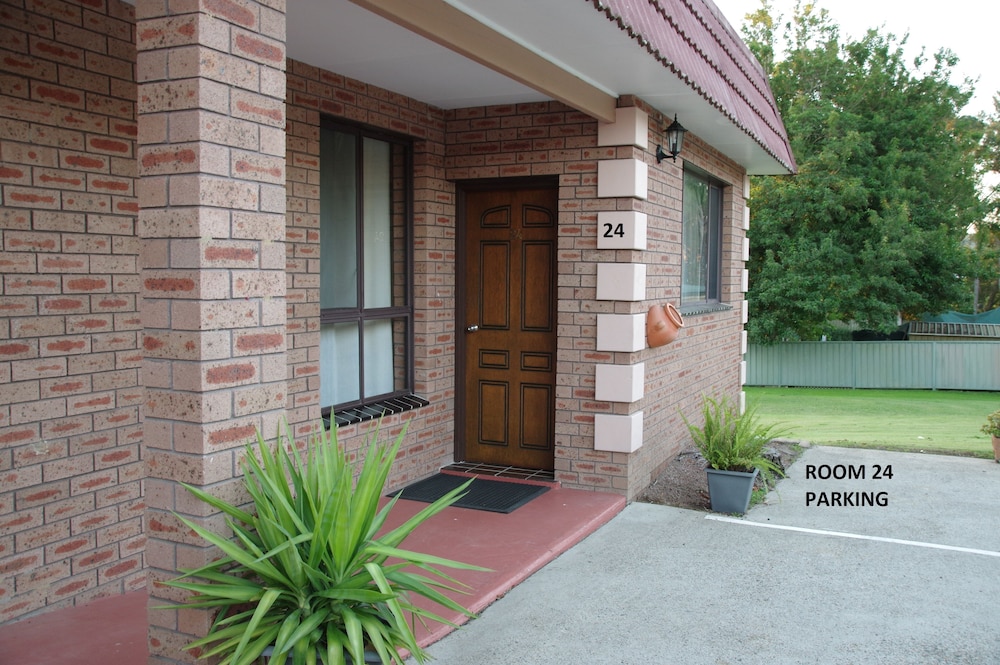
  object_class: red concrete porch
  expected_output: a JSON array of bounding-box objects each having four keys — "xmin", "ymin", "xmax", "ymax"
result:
[{"xmin": 0, "ymin": 484, "xmax": 625, "ymax": 664}]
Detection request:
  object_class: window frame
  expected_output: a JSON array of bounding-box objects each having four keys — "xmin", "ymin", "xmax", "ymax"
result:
[
  {"xmin": 680, "ymin": 165, "xmax": 726, "ymax": 309},
  {"xmin": 319, "ymin": 117, "xmax": 416, "ymax": 420}
]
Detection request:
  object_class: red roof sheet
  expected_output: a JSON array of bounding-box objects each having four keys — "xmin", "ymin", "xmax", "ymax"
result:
[{"xmin": 593, "ymin": 0, "xmax": 796, "ymax": 173}]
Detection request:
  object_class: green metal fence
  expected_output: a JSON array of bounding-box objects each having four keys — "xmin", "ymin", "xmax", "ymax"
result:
[{"xmin": 746, "ymin": 342, "xmax": 1000, "ymax": 391}]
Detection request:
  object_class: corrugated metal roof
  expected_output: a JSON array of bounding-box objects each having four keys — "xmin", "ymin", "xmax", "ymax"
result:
[
  {"xmin": 908, "ymin": 322, "xmax": 1000, "ymax": 339},
  {"xmin": 593, "ymin": 0, "xmax": 796, "ymax": 174}
]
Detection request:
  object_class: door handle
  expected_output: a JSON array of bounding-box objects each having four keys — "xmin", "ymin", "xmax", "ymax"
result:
[{"xmin": 465, "ymin": 324, "xmax": 479, "ymax": 333}]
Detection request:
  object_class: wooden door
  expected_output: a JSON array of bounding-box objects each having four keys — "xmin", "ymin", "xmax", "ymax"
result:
[{"xmin": 461, "ymin": 185, "xmax": 558, "ymax": 469}]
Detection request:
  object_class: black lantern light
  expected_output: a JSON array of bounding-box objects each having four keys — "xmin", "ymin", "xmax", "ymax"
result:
[{"xmin": 655, "ymin": 114, "xmax": 687, "ymax": 163}]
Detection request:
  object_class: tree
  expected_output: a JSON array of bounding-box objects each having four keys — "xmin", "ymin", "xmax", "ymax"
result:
[
  {"xmin": 742, "ymin": 3, "xmax": 987, "ymax": 342},
  {"xmin": 974, "ymin": 97, "xmax": 1000, "ymax": 311}
]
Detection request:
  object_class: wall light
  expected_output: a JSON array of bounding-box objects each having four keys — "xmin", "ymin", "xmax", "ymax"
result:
[{"xmin": 655, "ymin": 114, "xmax": 688, "ymax": 163}]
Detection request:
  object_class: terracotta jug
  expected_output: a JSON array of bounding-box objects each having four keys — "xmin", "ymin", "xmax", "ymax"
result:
[{"xmin": 646, "ymin": 303, "xmax": 684, "ymax": 347}]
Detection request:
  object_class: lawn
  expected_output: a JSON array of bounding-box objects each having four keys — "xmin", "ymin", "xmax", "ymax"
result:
[{"xmin": 745, "ymin": 387, "xmax": 1000, "ymax": 458}]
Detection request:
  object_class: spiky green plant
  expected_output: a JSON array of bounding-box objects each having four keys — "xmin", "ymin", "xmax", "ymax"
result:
[
  {"xmin": 684, "ymin": 395, "xmax": 788, "ymax": 482},
  {"xmin": 163, "ymin": 421, "xmax": 486, "ymax": 665}
]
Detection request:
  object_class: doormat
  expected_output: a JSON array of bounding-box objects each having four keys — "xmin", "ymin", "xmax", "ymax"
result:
[{"xmin": 391, "ymin": 473, "xmax": 550, "ymax": 514}]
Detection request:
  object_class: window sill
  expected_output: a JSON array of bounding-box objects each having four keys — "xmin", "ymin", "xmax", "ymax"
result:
[
  {"xmin": 327, "ymin": 394, "xmax": 430, "ymax": 428},
  {"xmin": 678, "ymin": 303, "xmax": 734, "ymax": 317}
]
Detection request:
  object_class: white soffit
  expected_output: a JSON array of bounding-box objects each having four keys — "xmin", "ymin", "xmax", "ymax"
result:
[
  {"xmin": 290, "ymin": 0, "xmax": 548, "ymax": 109},
  {"xmin": 283, "ymin": 0, "xmax": 786, "ymax": 173}
]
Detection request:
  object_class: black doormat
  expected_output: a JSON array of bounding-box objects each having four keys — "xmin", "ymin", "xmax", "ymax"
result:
[{"xmin": 391, "ymin": 473, "xmax": 550, "ymax": 514}]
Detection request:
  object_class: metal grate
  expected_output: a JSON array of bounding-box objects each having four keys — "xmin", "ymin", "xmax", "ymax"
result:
[{"xmin": 329, "ymin": 394, "xmax": 430, "ymax": 428}]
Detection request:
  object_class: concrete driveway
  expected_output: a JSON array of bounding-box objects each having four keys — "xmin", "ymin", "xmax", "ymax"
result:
[{"xmin": 417, "ymin": 446, "xmax": 1000, "ymax": 664}]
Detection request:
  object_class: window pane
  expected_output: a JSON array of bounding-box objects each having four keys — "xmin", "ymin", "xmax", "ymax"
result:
[
  {"xmin": 320, "ymin": 128, "xmax": 358, "ymax": 309},
  {"xmin": 682, "ymin": 171, "xmax": 710, "ymax": 303},
  {"xmin": 320, "ymin": 322, "xmax": 359, "ymax": 406},
  {"xmin": 363, "ymin": 318, "xmax": 394, "ymax": 397},
  {"xmin": 364, "ymin": 138, "xmax": 392, "ymax": 308},
  {"xmin": 318, "ymin": 123, "xmax": 412, "ymax": 414}
]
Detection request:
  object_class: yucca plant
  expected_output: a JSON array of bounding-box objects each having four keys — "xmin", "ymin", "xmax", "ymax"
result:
[
  {"xmin": 163, "ymin": 421, "xmax": 486, "ymax": 665},
  {"xmin": 683, "ymin": 395, "xmax": 787, "ymax": 483}
]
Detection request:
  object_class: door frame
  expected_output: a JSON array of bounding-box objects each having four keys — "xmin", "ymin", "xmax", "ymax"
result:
[{"xmin": 454, "ymin": 176, "xmax": 560, "ymax": 465}]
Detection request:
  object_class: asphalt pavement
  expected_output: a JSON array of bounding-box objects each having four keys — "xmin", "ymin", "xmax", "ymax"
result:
[{"xmin": 416, "ymin": 446, "xmax": 1000, "ymax": 664}]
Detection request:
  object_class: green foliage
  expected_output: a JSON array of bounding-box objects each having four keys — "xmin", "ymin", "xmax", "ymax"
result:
[
  {"xmin": 683, "ymin": 395, "xmax": 787, "ymax": 482},
  {"xmin": 967, "ymin": 219, "xmax": 1000, "ymax": 312},
  {"xmin": 163, "ymin": 422, "xmax": 486, "ymax": 665},
  {"xmin": 741, "ymin": 3, "xmax": 987, "ymax": 342},
  {"xmin": 982, "ymin": 409, "xmax": 1000, "ymax": 437}
]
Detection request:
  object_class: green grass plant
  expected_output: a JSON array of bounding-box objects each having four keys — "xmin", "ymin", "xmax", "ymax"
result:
[
  {"xmin": 163, "ymin": 422, "xmax": 486, "ymax": 665},
  {"xmin": 746, "ymin": 387, "xmax": 999, "ymax": 458}
]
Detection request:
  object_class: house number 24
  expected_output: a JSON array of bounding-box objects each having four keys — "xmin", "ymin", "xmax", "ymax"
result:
[{"xmin": 602, "ymin": 222, "xmax": 625, "ymax": 238}]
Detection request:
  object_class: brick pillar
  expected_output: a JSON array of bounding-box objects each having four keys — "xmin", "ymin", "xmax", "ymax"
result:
[{"xmin": 134, "ymin": 1, "xmax": 287, "ymax": 661}]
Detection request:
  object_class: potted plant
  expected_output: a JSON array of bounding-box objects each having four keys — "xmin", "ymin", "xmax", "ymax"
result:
[
  {"xmin": 162, "ymin": 421, "xmax": 486, "ymax": 665},
  {"xmin": 981, "ymin": 408, "xmax": 1000, "ymax": 462},
  {"xmin": 683, "ymin": 395, "xmax": 787, "ymax": 515}
]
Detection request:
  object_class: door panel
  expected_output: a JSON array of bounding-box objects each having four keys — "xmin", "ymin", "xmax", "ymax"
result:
[{"xmin": 463, "ymin": 185, "xmax": 557, "ymax": 469}]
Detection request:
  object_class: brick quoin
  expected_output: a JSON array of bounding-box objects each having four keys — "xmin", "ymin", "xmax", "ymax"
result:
[
  {"xmin": 206, "ymin": 363, "xmax": 256, "ymax": 384},
  {"xmin": 237, "ymin": 99, "xmax": 283, "ymax": 123},
  {"xmin": 205, "ymin": 246, "xmax": 257, "ymax": 262},
  {"xmin": 144, "ymin": 277, "xmax": 196, "ymax": 292},
  {"xmin": 141, "ymin": 148, "xmax": 196, "ymax": 169},
  {"xmin": 89, "ymin": 138, "xmax": 130, "ymax": 154},
  {"xmin": 105, "ymin": 559, "xmax": 139, "ymax": 577},
  {"xmin": 235, "ymin": 33, "xmax": 283, "ymax": 63},
  {"xmin": 204, "ymin": 0, "xmax": 257, "ymax": 27},
  {"xmin": 207, "ymin": 423, "xmax": 256, "ymax": 447},
  {"xmin": 235, "ymin": 331, "xmax": 283, "ymax": 351}
]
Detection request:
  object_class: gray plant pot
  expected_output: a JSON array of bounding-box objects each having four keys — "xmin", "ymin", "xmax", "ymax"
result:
[
  {"xmin": 259, "ymin": 646, "xmax": 382, "ymax": 664},
  {"xmin": 705, "ymin": 467, "xmax": 759, "ymax": 515}
]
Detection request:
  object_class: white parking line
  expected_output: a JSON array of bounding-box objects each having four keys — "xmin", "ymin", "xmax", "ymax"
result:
[{"xmin": 705, "ymin": 514, "xmax": 1000, "ymax": 558}]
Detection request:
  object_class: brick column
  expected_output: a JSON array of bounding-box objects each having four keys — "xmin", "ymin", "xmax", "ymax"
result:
[{"xmin": 134, "ymin": 1, "xmax": 287, "ymax": 661}]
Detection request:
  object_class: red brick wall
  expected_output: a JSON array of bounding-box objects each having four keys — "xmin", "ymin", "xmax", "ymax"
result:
[
  {"xmin": 0, "ymin": 0, "xmax": 143, "ymax": 623},
  {"xmin": 0, "ymin": 1, "xmax": 751, "ymax": 627},
  {"xmin": 633, "ymin": 98, "xmax": 748, "ymax": 498},
  {"xmin": 284, "ymin": 89, "xmax": 749, "ymax": 497},
  {"xmin": 444, "ymin": 99, "xmax": 749, "ymax": 497}
]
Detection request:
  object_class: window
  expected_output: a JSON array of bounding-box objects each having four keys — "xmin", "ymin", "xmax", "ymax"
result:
[
  {"xmin": 681, "ymin": 168, "xmax": 724, "ymax": 306},
  {"xmin": 319, "ymin": 120, "xmax": 421, "ymax": 423}
]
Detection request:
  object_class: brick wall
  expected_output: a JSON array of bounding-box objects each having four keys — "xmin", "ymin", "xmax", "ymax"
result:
[
  {"xmin": 0, "ymin": 0, "xmax": 752, "ymax": 628},
  {"xmin": 443, "ymin": 99, "xmax": 748, "ymax": 497},
  {"xmin": 632, "ymin": 98, "xmax": 748, "ymax": 498},
  {"xmin": 442, "ymin": 101, "xmax": 616, "ymax": 491},
  {"xmin": 0, "ymin": 0, "xmax": 143, "ymax": 623},
  {"xmin": 279, "ymin": 66, "xmax": 746, "ymax": 498}
]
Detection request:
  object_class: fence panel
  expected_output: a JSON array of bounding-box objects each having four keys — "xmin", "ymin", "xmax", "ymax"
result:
[{"xmin": 746, "ymin": 342, "xmax": 1000, "ymax": 391}]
